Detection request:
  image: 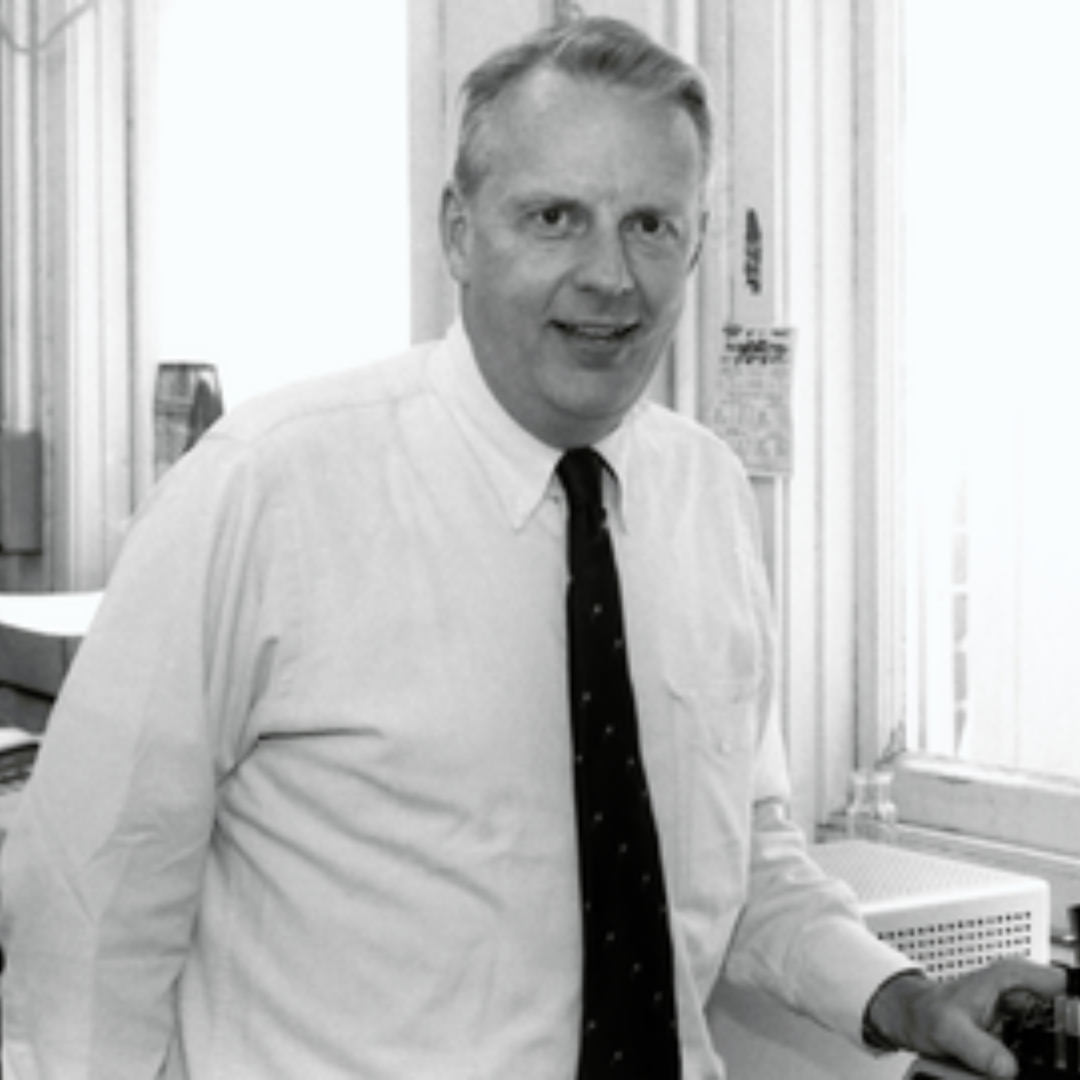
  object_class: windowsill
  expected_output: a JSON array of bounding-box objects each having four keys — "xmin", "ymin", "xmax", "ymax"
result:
[{"xmin": 888, "ymin": 755, "xmax": 1080, "ymax": 851}]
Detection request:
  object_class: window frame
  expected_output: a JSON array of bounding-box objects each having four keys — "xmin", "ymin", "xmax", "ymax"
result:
[
  {"xmin": 0, "ymin": 0, "xmax": 155, "ymax": 590},
  {"xmin": 855, "ymin": 0, "xmax": 1080, "ymax": 919}
]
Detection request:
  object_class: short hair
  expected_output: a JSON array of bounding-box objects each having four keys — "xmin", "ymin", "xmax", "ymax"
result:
[{"xmin": 451, "ymin": 16, "xmax": 714, "ymax": 200}]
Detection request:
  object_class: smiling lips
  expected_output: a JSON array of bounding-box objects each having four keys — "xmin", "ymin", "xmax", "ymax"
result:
[{"xmin": 553, "ymin": 320, "xmax": 640, "ymax": 343}]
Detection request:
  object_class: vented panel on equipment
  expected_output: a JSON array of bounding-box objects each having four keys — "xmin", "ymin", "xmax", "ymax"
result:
[{"xmin": 812, "ymin": 840, "xmax": 1049, "ymax": 979}]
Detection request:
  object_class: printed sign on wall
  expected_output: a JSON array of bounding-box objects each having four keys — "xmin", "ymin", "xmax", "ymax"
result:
[{"xmin": 710, "ymin": 325, "xmax": 796, "ymax": 477}]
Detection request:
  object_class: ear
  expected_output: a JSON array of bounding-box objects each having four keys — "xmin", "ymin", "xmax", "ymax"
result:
[
  {"xmin": 687, "ymin": 210, "xmax": 710, "ymax": 274},
  {"xmin": 440, "ymin": 183, "xmax": 473, "ymax": 285}
]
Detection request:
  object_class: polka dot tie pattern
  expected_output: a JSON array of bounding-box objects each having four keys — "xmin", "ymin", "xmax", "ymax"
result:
[{"xmin": 557, "ymin": 449, "xmax": 681, "ymax": 1080}]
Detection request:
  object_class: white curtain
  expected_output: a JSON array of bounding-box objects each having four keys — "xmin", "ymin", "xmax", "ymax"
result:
[{"xmin": 0, "ymin": 0, "xmax": 154, "ymax": 590}]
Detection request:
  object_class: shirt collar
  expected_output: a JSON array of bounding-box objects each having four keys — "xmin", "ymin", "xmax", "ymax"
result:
[
  {"xmin": 593, "ymin": 424, "xmax": 633, "ymax": 534},
  {"xmin": 431, "ymin": 321, "xmax": 560, "ymax": 530},
  {"xmin": 431, "ymin": 320, "xmax": 640, "ymax": 532}
]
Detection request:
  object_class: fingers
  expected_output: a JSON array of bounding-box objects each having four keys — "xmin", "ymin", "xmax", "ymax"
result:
[
  {"xmin": 894, "ymin": 959, "xmax": 1067, "ymax": 1078},
  {"xmin": 942, "ymin": 1023, "xmax": 1018, "ymax": 1080},
  {"xmin": 949, "ymin": 958, "xmax": 1066, "ymax": 1024},
  {"xmin": 936, "ymin": 960, "xmax": 1068, "ymax": 1078},
  {"xmin": 1008, "ymin": 958, "xmax": 1068, "ymax": 998},
  {"xmin": 984, "ymin": 956, "xmax": 1068, "ymax": 998}
]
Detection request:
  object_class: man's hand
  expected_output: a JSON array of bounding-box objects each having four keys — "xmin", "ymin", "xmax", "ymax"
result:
[{"xmin": 867, "ymin": 959, "xmax": 1067, "ymax": 1078}]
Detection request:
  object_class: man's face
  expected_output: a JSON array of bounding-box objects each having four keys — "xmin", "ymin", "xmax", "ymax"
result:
[{"xmin": 442, "ymin": 69, "xmax": 707, "ymax": 449}]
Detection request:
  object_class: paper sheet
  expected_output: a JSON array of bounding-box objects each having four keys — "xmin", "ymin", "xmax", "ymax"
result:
[{"xmin": 710, "ymin": 325, "xmax": 796, "ymax": 477}]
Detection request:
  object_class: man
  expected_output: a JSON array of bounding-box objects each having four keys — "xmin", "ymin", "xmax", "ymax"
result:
[{"xmin": 0, "ymin": 16, "xmax": 1063, "ymax": 1079}]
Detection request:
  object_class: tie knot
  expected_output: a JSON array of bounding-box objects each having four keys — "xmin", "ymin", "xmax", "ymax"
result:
[{"xmin": 557, "ymin": 449, "xmax": 606, "ymax": 511}]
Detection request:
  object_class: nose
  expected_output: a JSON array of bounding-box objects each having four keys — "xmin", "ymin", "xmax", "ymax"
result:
[{"xmin": 573, "ymin": 225, "xmax": 634, "ymax": 297}]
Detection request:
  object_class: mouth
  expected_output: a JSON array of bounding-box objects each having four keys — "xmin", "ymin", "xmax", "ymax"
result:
[{"xmin": 552, "ymin": 320, "xmax": 640, "ymax": 345}]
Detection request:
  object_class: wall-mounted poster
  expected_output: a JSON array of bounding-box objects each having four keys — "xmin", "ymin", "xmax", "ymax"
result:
[{"xmin": 710, "ymin": 325, "xmax": 796, "ymax": 477}]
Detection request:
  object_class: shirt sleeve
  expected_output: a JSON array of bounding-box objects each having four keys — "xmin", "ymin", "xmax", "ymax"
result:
[
  {"xmin": 0, "ymin": 432, "xmax": 298, "ymax": 1078},
  {"xmin": 721, "ymin": 800, "xmax": 917, "ymax": 1046},
  {"xmin": 717, "ymin": 462, "xmax": 915, "ymax": 1047}
]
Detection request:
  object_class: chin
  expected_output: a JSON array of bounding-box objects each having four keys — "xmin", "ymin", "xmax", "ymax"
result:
[{"xmin": 558, "ymin": 383, "xmax": 645, "ymax": 434}]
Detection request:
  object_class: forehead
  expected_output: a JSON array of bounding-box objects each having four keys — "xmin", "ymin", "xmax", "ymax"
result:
[{"xmin": 479, "ymin": 69, "xmax": 703, "ymax": 209}]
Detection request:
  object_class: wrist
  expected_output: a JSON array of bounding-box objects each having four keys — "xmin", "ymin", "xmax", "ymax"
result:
[{"xmin": 863, "ymin": 969, "xmax": 931, "ymax": 1053}]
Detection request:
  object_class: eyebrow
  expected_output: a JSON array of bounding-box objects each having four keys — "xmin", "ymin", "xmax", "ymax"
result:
[
  {"xmin": 507, "ymin": 192, "xmax": 579, "ymax": 210},
  {"xmin": 506, "ymin": 192, "xmax": 688, "ymax": 219}
]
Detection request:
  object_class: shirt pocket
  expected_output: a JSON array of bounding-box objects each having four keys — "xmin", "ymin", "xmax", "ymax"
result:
[{"xmin": 665, "ymin": 672, "xmax": 760, "ymax": 987}]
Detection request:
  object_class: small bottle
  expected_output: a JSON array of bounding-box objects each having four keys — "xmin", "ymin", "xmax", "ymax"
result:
[
  {"xmin": 154, "ymin": 362, "xmax": 224, "ymax": 479},
  {"xmin": 845, "ymin": 768, "xmax": 899, "ymax": 844}
]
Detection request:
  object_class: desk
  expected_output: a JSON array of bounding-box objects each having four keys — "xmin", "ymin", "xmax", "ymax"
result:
[
  {"xmin": 0, "ymin": 592, "xmax": 102, "ymax": 637},
  {"xmin": 0, "ymin": 591, "xmax": 98, "ymax": 733},
  {"xmin": 0, "ymin": 591, "xmax": 95, "ymax": 832},
  {"xmin": 708, "ymin": 978, "xmax": 913, "ymax": 1080}
]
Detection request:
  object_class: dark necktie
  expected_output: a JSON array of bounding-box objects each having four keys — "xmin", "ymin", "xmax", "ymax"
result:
[{"xmin": 557, "ymin": 448, "xmax": 681, "ymax": 1080}]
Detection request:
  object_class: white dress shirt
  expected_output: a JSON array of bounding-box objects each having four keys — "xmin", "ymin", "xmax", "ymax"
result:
[{"xmin": 0, "ymin": 322, "xmax": 910, "ymax": 1078}]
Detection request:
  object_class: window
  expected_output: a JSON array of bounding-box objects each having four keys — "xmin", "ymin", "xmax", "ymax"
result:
[
  {"xmin": 0, "ymin": 0, "xmax": 144, "ymax": 587},
  {"xmin": 905, "ymin": 0, "xmax": 1080, "ymax": 781},
  {"xmin": 155, "ymin": 0, "xmax": 410, "ymax": 406},
  {"xmin": 893, "ymin": 1, "xmax": 1080, "ymax": 863}
]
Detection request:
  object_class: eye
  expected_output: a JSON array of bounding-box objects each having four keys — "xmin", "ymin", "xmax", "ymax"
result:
[
  {"xmin": 527, "ymin": 204, "xmax": 581, "ymax": 238},
  {"xmin": 626, "ymin": 213, "xmax": 678, "ymax": 246},
  {"xmin": 540, "ymin": 207, "xmax": 568, "ymax": 228}
]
